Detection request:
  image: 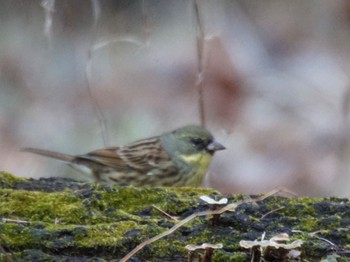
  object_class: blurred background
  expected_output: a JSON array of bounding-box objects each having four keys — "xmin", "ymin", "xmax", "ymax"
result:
[{"xmin": 1, "ymin": 0, "xmax": 350, "ymax": 197}]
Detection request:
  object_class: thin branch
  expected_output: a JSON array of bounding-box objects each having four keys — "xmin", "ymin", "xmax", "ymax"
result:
[
  {"xmin": 152, "ymin": 205, "xmax": 179, "ymax": 221},
  {"xmin": 0, "ymin": 217, "xmax": 30, "ymax": 225},
  {"xmin": 141, "ymin": 0, "xmax": 151, "ymax": 47},
  {"xmin": 260, "ymin": 206, "xmax": 285, "ymax": 219},
  {"xmin": 41, "ymin": 0, "xmax": 55, "ymax": 48},
  {"xmin": 85, "ymin": 0, "xmax": 110, "ymax": 146},
  {"xmin": 194, "ymin": 0, "xmax": 206, "ymax": 127}
]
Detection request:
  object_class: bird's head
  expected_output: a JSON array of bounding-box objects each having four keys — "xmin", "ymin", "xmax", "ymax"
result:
[{"xmin": 161, "ymin": 125, "xmax": 225, "ymax": 157}]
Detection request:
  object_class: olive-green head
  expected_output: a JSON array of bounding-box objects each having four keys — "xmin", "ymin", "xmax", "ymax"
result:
[{"xmin": 160, "ymin": 125, "xmax": 225, "ymax": 157}]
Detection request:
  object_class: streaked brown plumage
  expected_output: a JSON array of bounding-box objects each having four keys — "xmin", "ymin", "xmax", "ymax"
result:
[{"xmin": 23, "ymin": 125, "xmax": 225, "ymax": 187}]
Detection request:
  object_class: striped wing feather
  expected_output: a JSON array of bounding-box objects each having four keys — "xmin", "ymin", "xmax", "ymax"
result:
[{"xmin": 78, "ymin": 137, "xmax": 171, "ymax": 172}]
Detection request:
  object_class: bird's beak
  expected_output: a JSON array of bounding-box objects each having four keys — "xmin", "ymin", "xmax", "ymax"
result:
[{"xmin": 206, "ymin": 141, "xmax": 226, "ymax": 153}]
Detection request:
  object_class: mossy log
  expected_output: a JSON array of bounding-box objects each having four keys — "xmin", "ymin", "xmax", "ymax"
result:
[{"xmin": 0, "ymin": 172, "xmax": 349, "ymax": 261}]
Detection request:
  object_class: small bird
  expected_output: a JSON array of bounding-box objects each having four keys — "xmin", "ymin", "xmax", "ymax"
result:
[{"xmin": 23, "ymin": 125, "xmax": 225, "ymax": 187}]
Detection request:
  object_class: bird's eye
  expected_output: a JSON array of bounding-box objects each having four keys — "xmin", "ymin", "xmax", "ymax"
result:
[{"xmin": 191, "ymin": 137, "xmax": 205, "ymax": 149}]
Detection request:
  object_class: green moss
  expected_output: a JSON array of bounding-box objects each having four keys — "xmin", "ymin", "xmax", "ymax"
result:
[
  {"xmin": 0, "ymin": 189, "xmax": 88, "ymax": 224},
  {"xmin": 0, "ymin": 223, "xmax": 34, "ymax": 247},
  {"xmin": 1, "ymin": 221, "xmax": 148, "ymax": 252},
  {"xmin": 0, "ymin": 172, "xmax": 26, "ymax": 188},
  {"xmin": 148, "ymin": 238, "xmax": 185, "ymax": 258},
  {"xmin": 213, "ymin": 251, "xmax": 247, "ymax": 262},
  {"xmin": 297, "ymin": 216, "xmax": 318, "ymax": 231},
  {"xmin": 77, "ymin": 221, "xmax": 143, "ymax": 247},
  {"xmin": 182, "ymin": 224, "xmax": 218, "ymax": 245},
  {"xmin": 0, "ymin": 250, "xmax": 59, "ymax": 262},
  {"xmin": 97, "ymin": 186, "xmax": 217, "ymax": 215},
  {"xmin": 265, "ymin": 196, "xmax": 319, "ymax": 217}
]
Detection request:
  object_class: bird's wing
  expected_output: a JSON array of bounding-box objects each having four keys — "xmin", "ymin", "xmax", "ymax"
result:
[{"xmin": 78, "ymin": 137, "xmax": 171, "ymax": 172}]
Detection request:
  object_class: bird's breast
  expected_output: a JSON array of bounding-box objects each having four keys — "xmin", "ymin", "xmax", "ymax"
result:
[
  {"xmin": 180, "ymin": 152, "xmax": 211, "ymax": 167},
  {"xmin": 179, "ymin": 152, "xmax": 212, "ymax": 186}
]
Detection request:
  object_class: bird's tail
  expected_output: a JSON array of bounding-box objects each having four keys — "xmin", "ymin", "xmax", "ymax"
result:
[{"xmin": 22, "ymin": 148, "xmax": 75, "ymax": 162}]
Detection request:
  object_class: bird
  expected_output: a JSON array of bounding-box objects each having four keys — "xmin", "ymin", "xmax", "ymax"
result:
[{"xmin": 23, "ymin": 125, "xmax": 225, "ymax": 187}]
